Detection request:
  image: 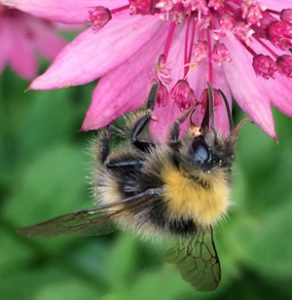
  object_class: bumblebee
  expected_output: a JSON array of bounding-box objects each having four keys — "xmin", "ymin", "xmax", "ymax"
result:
[{"xmin": 18, "ymin": 82, "xmax": 242, "ymax": 291}]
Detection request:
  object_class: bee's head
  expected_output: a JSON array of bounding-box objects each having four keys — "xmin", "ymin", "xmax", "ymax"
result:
[
  {"xmin": 183, "ymin": 83, "xmax": 245, "ymax": 172},
  {"xmin": 187, "ymin": 130, "xmax": 234, "ymax": 172}
]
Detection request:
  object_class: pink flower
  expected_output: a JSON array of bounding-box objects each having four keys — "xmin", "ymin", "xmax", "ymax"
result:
[
  {"xmin": 0, "ymin": 4, "xmax": 67, "ymax": 79},
  {"xmin": 2, "ymin": 0, "xmax": 292, "ymax": 140}
]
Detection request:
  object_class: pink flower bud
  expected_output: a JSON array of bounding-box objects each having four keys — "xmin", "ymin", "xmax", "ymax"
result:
[
  {"xmin": 268, "ymin": 21, "xmax": 292, "ymax": 50},
  {"xmin": 157, "ymin": 83, "xmax": 169, "ymax": 107},
  {"xmin": 246, "ymin": 4, "xmax": 263, "ymax": 25},
  {"xmin": 280, "ymin": 9, "xmax": 292, "ymax": 25},
  {"xmin": 212, "ymin": 42, "xmax": 231, "ymax": 65},
  {"xmin": 233, "ymin": 22, "xmax": 254, "ymax": 44},
  {"xmin": 89, "ymin": 7, "xmax": 112, "ymax": 31},
  {"xmin": 276, "ymin": 55, "xmax": 292, "ymax": 78},
  {"xmin": 193, "ymin": 40, "xmax": 208, "ymax": 63},
  {"xmin": 208, "ymin": 0, "xmax": 224, "ymax": 10},
  {"xmin": 252, "ymin": 54, "xmax": 278, "ymax": 79},
  {"xmin": 171, "ymin": 80, "xmax": 195, "ymax": 111},
  {"xmin": 129, "ymin": 0, "xmax": 154, "ymax": 15}
]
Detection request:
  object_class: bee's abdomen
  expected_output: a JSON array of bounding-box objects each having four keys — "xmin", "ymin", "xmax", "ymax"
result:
[
  {"xmin": 167, "ymin": 218, "xmax": 197, "ymax": 235},
  {"xmin": 147, "ymin": 199, "xmax": 197, "ymax": 236}
]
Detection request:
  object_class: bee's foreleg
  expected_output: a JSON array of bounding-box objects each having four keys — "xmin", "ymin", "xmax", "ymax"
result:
[
  {"xmin": 130, "ymin": 82, "xmax": 159, "ymax": 152},
  {"xmin": 169, "ymin": 108, "xmax": 194, "ymax": 147},
  {"xmin": 131, "ymin": 112, "xmax": 155, "ymax": 152},
  {"xmin": 99, "ymin": 125, "xmax": 111, "ymax": 164}
]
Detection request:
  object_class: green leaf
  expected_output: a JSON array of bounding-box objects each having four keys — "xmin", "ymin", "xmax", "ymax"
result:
[
  {"xmin": 234, "ymin": 197, "xmax": 292, "ymax": 277},
  {"xmin": 0, "ymin": 226, "xmax": 33, "ymax": 267},
  {"xmin": 32, "ymin": 280, "xmax": 99, "ymax": 300},
  {"xmin": 16, "ymin": 89, "xmax": 78, "ymax": 160},
  {"xmin": 3, "ymin": 144, "xmax": 89, "ymax": 250},
  {"xmin": 106, "ymin": 233, "xmax": 139, "ymax": 287},
  {"xmin": 0, "ymin": 261, "xmax": 100, "ymax": 300}
]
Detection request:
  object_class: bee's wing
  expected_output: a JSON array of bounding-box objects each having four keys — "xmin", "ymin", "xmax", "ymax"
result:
[
  {"xmin": 17, "ymin": 188, "xmax": 161, "ymax": 237},
  {"xmin": 165, "ymin": 227, "xmax": 221, "ymax": 291}
]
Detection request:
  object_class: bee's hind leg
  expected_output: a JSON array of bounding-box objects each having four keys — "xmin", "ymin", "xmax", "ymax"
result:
[
  {"xmin": 99, "ymin": 125, "xmax": 111, "ymax": 164},
  {"xmin": 131, "ymin": 82, "xmax": 158, "ymax": 152}
]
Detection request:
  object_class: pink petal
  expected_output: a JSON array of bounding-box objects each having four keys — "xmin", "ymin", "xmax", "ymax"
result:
[
  {"xmin": 258, "ymin": 75, "xmax": 292, "ymax": 117},
  {"xmin": 0, "ymin": 19, "xmax": 11, "ymax": 72},
  {"xmin": 223, "ymin": 38, "xmax": 276, "ymax": 139},
  {"xmin": 212, "ymin": 65, "xmax": 232, "ymax": 135},
  {"xmin": 261, "ymin": 0, "xmax": 292, "ymax": 11},
  {"xmin": 7, "ymin": 18, "xmax": 37, "ymax": 79},
  {"xmin": 0, "ymin": 0, "xmax": 128, "ymax": 24},
  {"xmin": 81, "ymin": 22, "xmax": 169, "ymax": 131},
  {"xmin": 26, "ymin": 19, "xmax": 67, "ymax": 60},
  {"xmin": 30, "ymin": 15, "xmax": 162, "ymax": 90}
]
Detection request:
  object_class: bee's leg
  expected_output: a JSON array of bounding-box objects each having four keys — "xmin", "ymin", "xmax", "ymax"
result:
[
  {"xmin": 131, "ymin": 111, "xmax": 155, "ymax": 152},
  {"xmin": 99, "ymin": 125, "xmax": 111, "ymax": 164},
  {"xmin": 131, "ymin": 82, "xmax": 158, "ymax": 152},
  {"xmin": 106, "ymin": 159, "xmax": 143, "ymax": 169},
  {"xmin": 169, "ymin": 108, "xmax": 194, "ymax": 148}
]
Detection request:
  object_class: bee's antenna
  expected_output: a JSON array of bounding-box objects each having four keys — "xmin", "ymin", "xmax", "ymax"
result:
[
  {"xmin": 217, "ymin": 89, "xmax": 233, "ymax": 132},
  {"xmin": 207, "ymin": 82, "xmax": 215, "ymax": 133},
  {"xmin": 201, "ymin": 82, "xmax": 215, "ymax": 134},
  {"xmin": 231, "ymin": 118, "xmax": 253, "ymax": 140}
]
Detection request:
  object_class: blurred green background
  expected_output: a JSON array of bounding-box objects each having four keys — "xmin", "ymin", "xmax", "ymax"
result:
[{"xmin": 1, "ymin": 65, "xmax": 292, "ymax": 300}]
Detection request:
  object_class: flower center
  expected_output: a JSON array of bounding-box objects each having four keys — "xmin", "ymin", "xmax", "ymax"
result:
[
  {"xmin": 91, "ymin": 1, "xmax": 292, "ymax": 111},
  {"xmin": 123, "ymin": 1, "xmax": 292, "ymax": 80}
]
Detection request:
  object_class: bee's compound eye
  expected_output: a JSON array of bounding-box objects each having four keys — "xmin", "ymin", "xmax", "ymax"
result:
[{"xmin": 191, "ymin": 138, "xmax": 211, "ymax": 167}]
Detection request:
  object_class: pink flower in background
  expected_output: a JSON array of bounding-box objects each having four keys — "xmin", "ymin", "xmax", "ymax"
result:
[
  {"xmin": 1, "ymin": 0, "xmax": 292, "ymax": 140},
  {"xmin": 0, "ymin": 4, "xmax": 66, "ymax": 79}
]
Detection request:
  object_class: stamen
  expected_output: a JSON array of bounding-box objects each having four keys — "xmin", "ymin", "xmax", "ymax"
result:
[
  {"xmin": 207, "ymin": 30, "xmax": 213, "ymax": 84},
  {"xmin": 187, "ymin": 17, "xmax": 197, "ymax": 64},
  {"xmin": 163, "ymin": 22, "xmax": 176, "ymax": 60},
  {"xmin": 267, "ymin": 21, "xmax": 292, "ymax": 50},
  {"xmin": 111, "ymin": 5, "xmax": 130, "ymax": 14},
  {"xmin": 184, "ymin": 16, "xmax": 197, "ymax": 78},
  {"xmin": 156, "ymin": 55, "xmax": 172, "ymax": 86},
  {"xmin": 184, "ymin": 17, "xmax": 192, "ymax": 77},
  {"xmin": 276, "ymin": 55, "xmax": 292, "ymax": 78}
]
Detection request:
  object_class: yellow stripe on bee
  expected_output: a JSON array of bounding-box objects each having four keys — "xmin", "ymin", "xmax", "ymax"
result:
[{"xmin": 161, "ymin": 165, "xmax": 230, "ymax": 226}]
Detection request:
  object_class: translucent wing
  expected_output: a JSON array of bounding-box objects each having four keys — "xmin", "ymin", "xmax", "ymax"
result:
[
  {"xmin": 17, "ymin": 188, "xmax": 161, "ymax": 237},
  {"xmin": 165, "ymin": 227, "xmax": 221, "ymax": 291}
]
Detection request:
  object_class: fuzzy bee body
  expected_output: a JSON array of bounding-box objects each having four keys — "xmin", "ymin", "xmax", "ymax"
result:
[
  {"xmin": 96, "ymin": 133, "xmax": 233, "ymax": 240},
  {"xmin": 17, "ymin": 82, "xmax": 239, "ymax": 291}
]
